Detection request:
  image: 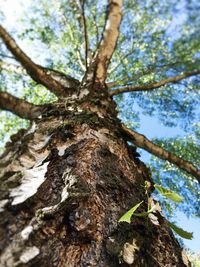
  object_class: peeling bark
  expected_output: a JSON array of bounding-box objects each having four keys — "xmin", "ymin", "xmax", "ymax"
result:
[{"xmin": 0, "ymin": 93, "xmax": 190, "ymax": 266}]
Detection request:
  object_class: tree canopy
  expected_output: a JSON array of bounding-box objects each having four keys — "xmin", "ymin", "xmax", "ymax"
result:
[{"xmin": 0, "ymin": 0, "xmax": 200, "ymax": 248}]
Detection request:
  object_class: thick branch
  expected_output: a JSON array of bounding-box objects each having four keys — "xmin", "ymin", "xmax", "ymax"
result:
[
  {"xmin": 0, "ymin": 91, "xmax": 43, "ymax": 120},
  {"xmin": 41, "ymin": 68, "xmax": 80, "ymax": 89},
  {"xmin": 0, "ymin": 25, "xmax": 69, "ymax": 97},
  {"xmin": 109, "ymin": 70, "xmax": 200, "ymax": 96},
  {"xmin": 0, "ymin": 60, "xmax": 80, "ymax": 89},
  {"xmin": 91, "ymin": 0, "xmax": 122, "ymax": 84},
  {"xmin": 122, "ymin": 124, "xmax": 200, "ymax": 183}
]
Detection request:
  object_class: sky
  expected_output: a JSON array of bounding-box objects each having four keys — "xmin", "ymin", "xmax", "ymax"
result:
[
  {"xmin": 0, "ymin": 0, "xmax": 29, "ymax": 26},
  {"xmin": 0, "ymin": 0, "xmax": 199, "ymax": 254}
]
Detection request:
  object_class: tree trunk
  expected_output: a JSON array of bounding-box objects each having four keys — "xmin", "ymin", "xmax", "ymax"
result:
[{"xmin": 0, "ymin": 92, "xmax": 190, "ymax": 267}]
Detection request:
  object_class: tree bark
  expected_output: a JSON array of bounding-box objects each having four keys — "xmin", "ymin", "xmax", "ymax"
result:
[
  {"xmin": 0, "ymin": 90, "xmax": 190, "ymax": 267},
  {"xmin": 0, "ymin": 91, "xmax": 43, "ymax": 120}
]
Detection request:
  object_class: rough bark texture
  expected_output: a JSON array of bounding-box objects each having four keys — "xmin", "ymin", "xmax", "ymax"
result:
[{"xmin": 0, "ymin": 89, "xmax": 190, "ymax": 267}]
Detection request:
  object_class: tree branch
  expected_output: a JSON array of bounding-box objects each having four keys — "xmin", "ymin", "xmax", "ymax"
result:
[
  {"xmin": 107, "ymin": 49, "xmax": 135, "ymax": 77},
  {"xmin": 41, "ymin": 68, "xmax": 80, "ymax": 89},
  {"xmin": 0, "ymin": 25, "xmax": 72, "ymax": 97},
  {"xmin": 0, "ymin": 60, "xmax": 80, "ymax": 89},
  {"xmin": 91, "ymin": 0, "xmax": 122, "ymax": 84},
  {"xmin": 52, "ymin": 0, "xmax": 86, "ymax": 71},
  {"xmin": 75, "ymin": 0, "xmax": 90, "ymax": 69},
  {"xmin": 107, "ymin": 60, "xmax": 182, "ymax": 88},
  {"xmin": 109, "ymin": 70, "xmax": 200, "ymax": 96},
  {"xmin": 0, "ymin": 91, "xmax": 43, "ymax": 120},
  {"xmin": 0, "ymin": 53, "xmax": 15, "ymax": 59},
  {"xmin": 92, "ymin": 9, "xmax": 100, "ymax": 48},
  {"xmin": 121, "ymin": 124, "xmax": 200, "ymax": 183}
]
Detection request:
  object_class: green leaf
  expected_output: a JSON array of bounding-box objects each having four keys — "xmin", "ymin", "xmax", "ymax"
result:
[
  {"xmin": 154, "ymin": 184, "xmax": 183, "ymax": 202},
  {"xmin": 134, "ymin": 205, "xmax": 156, "ymax": 217},
  {"xmin": 118, "ymin": 201, "xmax": 143, "ymax": 223},
  {"xmin": 167, "ymin": 221, "xmax": 193, "ymax": 240}
]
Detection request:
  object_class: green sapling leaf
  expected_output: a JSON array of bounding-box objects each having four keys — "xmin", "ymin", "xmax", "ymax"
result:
[
  {"xmin": 154, "ymin": 184, "xmax": 183, "ymax": 202},
  {"xmin": 118, "ymin": 201, "xmax": 143, "ymax": 223},
  {"xmin": 167, "ymin": 220, "xmax": 193, "ymax": 240}
]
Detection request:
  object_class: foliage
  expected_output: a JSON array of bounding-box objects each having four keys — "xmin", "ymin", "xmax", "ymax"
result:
[
  {"xmin": 118, "ymin": 181, "xmax": 193, "ymax": 240},
  {"xmin": 0, "ymin": 111, "xmax": 28, "ymax": 154},
  {"xmin": 188, "ymin": 251, "xmax": 200, "ymax": 267},
  {"xmin": 154, "ymin": 184, "xmax": 183, "ymax": 202},
  {"xmin": 118, "ymin": 201, "xmax": 143, "ymax": 223},
  {"xmin": 150, "ymin": 127, "xmax": 200, "ymax": 218},
  {"xmin": 167, "ymin": 221, "xmax": 193, "ymax": 240}
]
